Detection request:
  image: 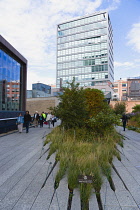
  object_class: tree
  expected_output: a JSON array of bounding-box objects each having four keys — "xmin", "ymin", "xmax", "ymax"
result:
[
  {"xmin": 113, "ymin": 102, "xmax": 126, "ymax": 115},
  {"xmin": 84, "ymin": 88, "xmax": 108, "ymax": 118},
  {"xmin": 54, "ymin": 78, "xmax": 88, "ymax": 129}
]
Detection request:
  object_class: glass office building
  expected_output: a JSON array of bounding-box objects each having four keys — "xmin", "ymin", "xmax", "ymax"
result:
[
  {"xmin": 32, "ymin": 83, "xmax": 51, "ymax": 94},
  {"xmin": 0, "ymin": 35, "xmax": 27, "ymax": 117},
  {"xmin": 56, "ymin": 11, "xmax": 113, "ymax": 88}
]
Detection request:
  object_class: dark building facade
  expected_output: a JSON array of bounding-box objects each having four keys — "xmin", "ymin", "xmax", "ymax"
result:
[{"xmin": 0, "ymin": 35, "xmax": 27, "ymax": 133}]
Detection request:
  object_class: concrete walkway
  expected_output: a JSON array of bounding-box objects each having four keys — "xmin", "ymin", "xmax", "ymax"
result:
[{"xmin": 0, "ymin": 124, "xmax": 140, "ymax": 210}]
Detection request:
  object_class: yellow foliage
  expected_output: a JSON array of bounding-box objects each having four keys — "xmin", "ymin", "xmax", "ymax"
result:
[{"xmin": 84, "ymin": 88, "xmax": 106, "ymax": 117}]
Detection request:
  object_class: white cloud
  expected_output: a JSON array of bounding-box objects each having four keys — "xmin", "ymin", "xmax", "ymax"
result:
[
  {"xmin": 105, "ymin": 0, "xmax": 121, "ymax": 11},
  {"xmin": 114, "ymin": 61, "xmax": 134, "ymax": 67},
  {"xmin": 127, "ymin": 22, "xmax": 140, "ymax": 53}
]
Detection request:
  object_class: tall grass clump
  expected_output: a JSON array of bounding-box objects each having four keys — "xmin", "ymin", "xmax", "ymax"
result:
[{"xmin": 44, "ymin": 126, "xmax": 121, "ymax": 203}]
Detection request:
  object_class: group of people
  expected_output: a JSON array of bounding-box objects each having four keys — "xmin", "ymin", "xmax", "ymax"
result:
[{"xmin": 16, "ymin": 111, "xmax": 57, "ymax": 133}]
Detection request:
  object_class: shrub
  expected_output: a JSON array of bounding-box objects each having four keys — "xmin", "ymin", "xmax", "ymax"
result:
[
  {"xmin": 113, "ymin": 102, "xmax": 126, "ymax": 115},
  {"xmin": 128, "ymin": 113, "xmax": 140, "ymax": 129},
  {"xmin": 87, "ymin": 108, "xmax": 120, "ymax": 135},
  {"xmin": 132, "ymin": 104, "xmax": 140, "ymax": 113}
]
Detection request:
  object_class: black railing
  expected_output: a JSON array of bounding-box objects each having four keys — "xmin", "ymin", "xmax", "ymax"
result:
[{"xmin": 0, "ymin": 117, "xmax": 18, "ymax": 134}]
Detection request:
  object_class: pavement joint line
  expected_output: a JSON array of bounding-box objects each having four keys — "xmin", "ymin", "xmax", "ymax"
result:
[
  {"xmin": 41, "ymin": 161, "xmax": 57, "ymax": 189},
  {"xmin": 112, "ymin": 164, "xmax": 129, "ymax": 191}
]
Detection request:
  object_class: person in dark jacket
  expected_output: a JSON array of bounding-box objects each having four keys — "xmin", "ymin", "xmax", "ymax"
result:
[
  {"xmin": 24, "ymin": 111, "xmax": 31, "ymax": 133},
  {"xmin": 40, "ymin": 112, "xmax": 44, "ymax": 128},
  {"xmin": 122, "ymin": 113, "xmax": 128, "ymax": 131}
]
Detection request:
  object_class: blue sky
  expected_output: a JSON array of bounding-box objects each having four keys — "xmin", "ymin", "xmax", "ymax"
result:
[{"xmin": 0, "ymin": 0, "xmax": 140, "ymax": 89}]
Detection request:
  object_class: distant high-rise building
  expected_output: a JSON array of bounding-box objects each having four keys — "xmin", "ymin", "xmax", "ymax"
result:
[
  {"xmin": 32, "ymin": 83, "xmax": 51, "ymax": 94},
  {"xmin": 56, "ymin": 11, "xmax": 114, "ymax": 88}
]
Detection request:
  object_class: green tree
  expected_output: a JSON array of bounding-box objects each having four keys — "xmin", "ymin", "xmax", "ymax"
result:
[
  {"xmin": 132, "ymin": 104, "xmax": 140, "ymax": 113},
  {"xmin": 113, "ymin": 101, "xmax": 126, "ymax": 115},
  {"xmin": 54, "ymin": 78, "xmax": 88, "ymax": 129}
]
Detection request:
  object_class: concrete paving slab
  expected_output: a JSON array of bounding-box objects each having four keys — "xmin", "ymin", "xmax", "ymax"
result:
[
  {"xmin": 89, "ymin": 190, "xmax": 99, "ymax": 210},
  {"xmin": 100, "ymin": 177, "xmax": 121, "ymax": 208},
  {"xmin": 111, "ymin": 168, "xmax": 126, "ymax": 191},
  {"xmin": 113, "ymin": 158, "xmax": 140, "ymax": 205},
  {"xmin": 115, "ymin": 190, "xmax": 138, "ymax": 207},
  {"xmin": 71, "ymin": 189, "xmax": 81, "ymax": 210},
  {"xmin": 53, "ymin": 176, "xmax": 69, "ymax": 210}
]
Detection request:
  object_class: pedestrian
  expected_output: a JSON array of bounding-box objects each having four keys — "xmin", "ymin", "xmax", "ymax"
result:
[
  {"xmin": 16, "ymin": 113, "xmax": 24, "ymax": 133},
  {"xmin": 33, "ymin": 111, "xmax": 39, "ymax": 127},
  {"xmin": 51, "ymin": 115, "xmax": 56, "ymax": 127},
  {"xmin": 40, "ymin": 112, "xmax": 44, "ymax": 128},
  {"xmin": 42, "ymin": 112, "xmax": 46, "ymax": 121},
  {"xmin": 122, "ymin": 113, "xmax": 128, "ymax": 131},
  {"xmin": 24, "ymin": 111, "xmax": 31, "ymax": 133},
  {"xmin": 46, "ymin": 112, "xmax": 52, "ymax": 128}
]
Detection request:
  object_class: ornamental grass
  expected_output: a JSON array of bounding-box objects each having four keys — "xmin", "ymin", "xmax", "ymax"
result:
[{"xmin": 44, "ymin": 126, "xmax": 122, "ymax": 203}]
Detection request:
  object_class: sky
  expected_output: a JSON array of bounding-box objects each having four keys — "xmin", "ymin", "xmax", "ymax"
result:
[{"xmin": 0, "ymin": 0, "xmax": 140, "ymax": 89}]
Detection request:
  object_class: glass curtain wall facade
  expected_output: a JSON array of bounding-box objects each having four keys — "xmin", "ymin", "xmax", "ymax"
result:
[
  {"xmin": 0, "ymin": 35, "xmax": 27, "ymax": 115},
  {"xmin": 56, "ymin": 11, "xmax": 114, "ymax": 88},
  {"xmin": 0, "ymin": 49, "xmax": 21, "ymax": 111}
]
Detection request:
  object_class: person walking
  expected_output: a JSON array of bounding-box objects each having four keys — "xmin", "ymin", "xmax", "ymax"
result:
[
  {"xmin": 24, "ymin": 111, "xmax": 31, "ymax": 133},
  {"xmin": 33, "ymin": 111, "xmax": 39, "ymax": 127},
  {"xmin": 40, "ymin": 112, "xmax": 44, "ymax": 128},
  {"xmin": 122, "ymin": 113, "xmax": 128, "ymax": 131},
  {"xmin": 42, "ymin": 112, "xmax": 46, "ymax": 121},
  {"xmin": 51, "ymin": 115, "xmax": 56, "ymax": 127},
  {"xmin": 16, "ymin": 113, "xmax": 24, "ymax": 133},
  {"xmin": 46, "ymin": 112, "xmax": 52, "ymax": 128}
]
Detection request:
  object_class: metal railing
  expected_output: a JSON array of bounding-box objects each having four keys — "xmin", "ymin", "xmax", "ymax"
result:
[
  {"xmin": 0, "ymin": 116, "xmax": 35, "ymax": 134},
  {"xmin": 0, "ymin": 117, "xmax": 18, "ymax": 134}
]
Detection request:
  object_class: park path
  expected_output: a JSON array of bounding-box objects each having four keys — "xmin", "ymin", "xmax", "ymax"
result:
[{"xmin": 0, "ymin": 124, "xmax": 140, "ymax": 210}]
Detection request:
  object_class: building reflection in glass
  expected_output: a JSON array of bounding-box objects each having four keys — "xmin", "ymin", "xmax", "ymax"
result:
[{"xmin": 0, "ymin": 49, "xmax": 21, "ymax": 111}]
